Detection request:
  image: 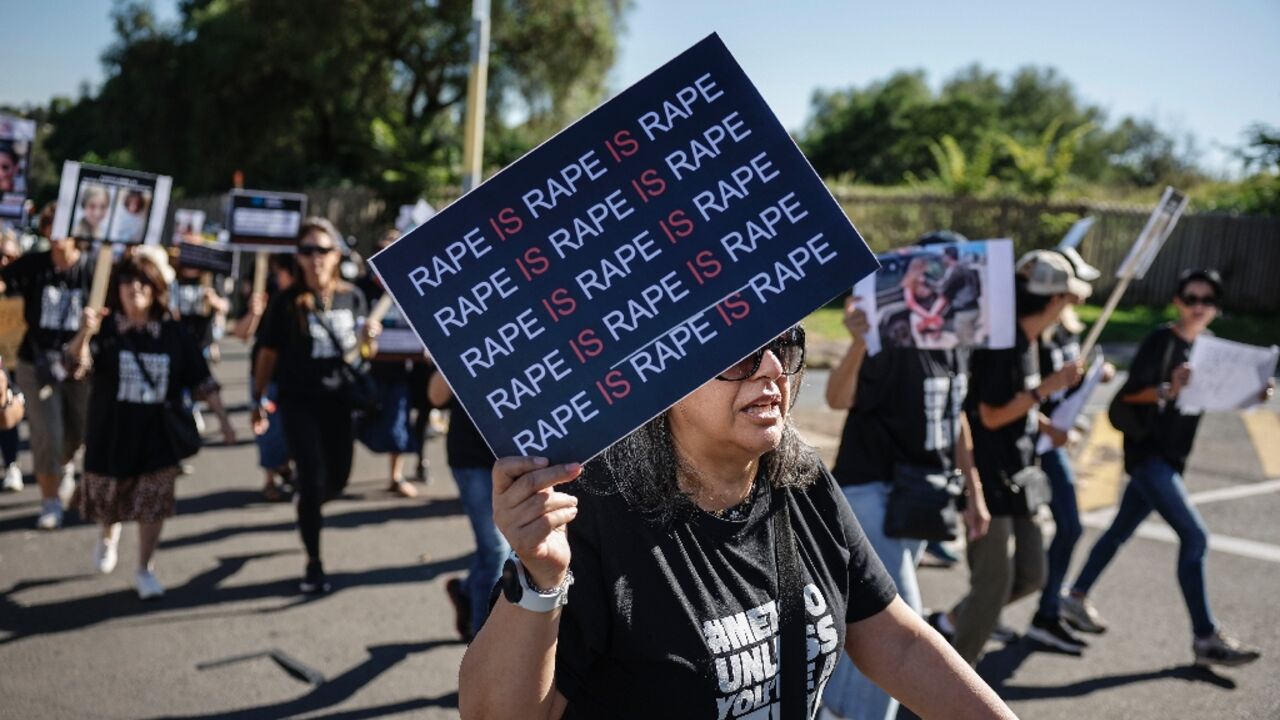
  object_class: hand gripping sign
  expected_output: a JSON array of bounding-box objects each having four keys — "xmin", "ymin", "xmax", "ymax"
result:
[{"xmin": 370, "ymin": 33, "xmax": 878, "ymax": 463}]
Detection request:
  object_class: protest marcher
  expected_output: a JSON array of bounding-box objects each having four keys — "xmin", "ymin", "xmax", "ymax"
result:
[
  {"xmin": 68, "ymin": 254, "xmax": 235, "ymax": 598},
  {"xmin": 1066, "ymin": 269, "xmax": 1271, "ymax": 667},
  {"xmin": 356, "ymin": 229, "xmax": 423, "ymax": 499},
  {"xmin": 821, "ymin": 291, "xmax": 991, "ymax": 719},
  {"xmin": 0, "ymin": 232, "xmax": 94, "ymax": 528},
  {"xmin": 171, "ymin": 263, "xmax": 229, "ymax": 359},
  {"xmin": 0, "ymin": 231, "xmax": 25, "ymax": 492},
  {"xmin": 233, "ymin": 253, "xmax": 297, "ymax": 500},
  {"xmin": 932, "ymin": 251, "xmax": 1088, "ymax": 664},
  {"xmin": 251, "ymin": 219, "xmax": 380, "ymax": 593},
  {"xmin": 458, "ymin": 326, "xmax": 1015, "ymax": 719},
  {"xmin": 1024, "ymin": 251, "xmax": 1117, "ymax": 651},
  {"xmin": 429, "ymin": 373, "xmax": 505, "ymax": 641}
]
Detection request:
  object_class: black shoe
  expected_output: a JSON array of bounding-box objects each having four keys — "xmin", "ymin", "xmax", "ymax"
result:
[
  {"xmin": 300, "ymin": 561, "xmax": 330, "ymax": 595},
  {"xmin": 446, "ymin": 577, "xmax": 474, "ymax": 642},
  {"xmin": 1027, "ymin": 614, "xmax": 1087, "ymax": 655},
  {"xmin": 990, "ymin": 622, "xmax": 1021, "ymax": 644},
  {"xmin": 927, "ymin": 611, "xmax": 955, "ymax": 644}
]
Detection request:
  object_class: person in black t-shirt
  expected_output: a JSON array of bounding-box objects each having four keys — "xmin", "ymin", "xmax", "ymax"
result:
[
  {"xmin": 68, "ymin": 255, "xmax": 235, "ymax": 599},
  {"xmin": 0, "ymin": 234, "xmax": 96, "ymax": 530},
  {"xmin": 822, "ymin": 294, "xmax": 991, "ymax": 720},
  {"xmin": 1068, "ymin": 269, "xmax": 1271, "ymax": 668},
  {"xmin": 938, "ymin": 250, "xmax": 1089, "ymax": 664},
  {"xmin": 932, "ymin": 246, "xmax": 983, "ymax": 346},
  {"xmin": 459, "ymin": 327, "xmax": 1014, "ymax": 720},
  {"xmin": 170, "ymin": 264, "xmax": 229, "ymax": 355},
  {"xmin": 251, "ymin": 218, "xmax": 380, "ymax": 595}
]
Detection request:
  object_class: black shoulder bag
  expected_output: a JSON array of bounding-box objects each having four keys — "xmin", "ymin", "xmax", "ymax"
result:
[
  {"xmin": 883, "ymin": 351, "xmax": 966, "ymax": 542},
  {"xmin": 120, "ymin": 333, "xmax": 203, "ymax": 461},
  {"xmin": 313, "ymin": 308, "xmax": 381, "ymax": 417},
  {"xmin": 1107, "ymin": 331, "xmax": 1176, "ymax": 441},
  {"xmin": 772, "ymin": 488, "xmax": 808, "ymax": 720}
]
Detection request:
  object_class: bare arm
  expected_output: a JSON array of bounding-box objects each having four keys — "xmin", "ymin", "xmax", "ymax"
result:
[
  {"xmin": 846, "ymin": 597, "xmax": 1015, "ymax": 719},
  {"xmin": 954, "ymin": 414, "xmax": 989, "ymax": 540},
  {"xmin": 428, "ymin": 370, "xmax": 453, "ymax": 408},
  {"xmin": 249, "ymin": 347, "xmax": 278, "ymax": 435},
  {"xmin": 978, "ymin": 361, "xmax": 1082, "ymax": 431}
]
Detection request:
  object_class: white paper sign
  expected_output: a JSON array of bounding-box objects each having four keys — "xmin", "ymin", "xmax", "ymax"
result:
[
  {"xmin": 1037, "ymin": 352, "xmax": 1107, "ymax": 454},
  {"xmin": 1115, "ymin": 187, "xmax": 1188, "ymax": 280},
  {"xmin": 1179, "ymin": 336, "xmax": 1278, "ymax": 413},
  {"xmin": 854, "ymin": 239, "xmax": 1015, "ymax": 356}
]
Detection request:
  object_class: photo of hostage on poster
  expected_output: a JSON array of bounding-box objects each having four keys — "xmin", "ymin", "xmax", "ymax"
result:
[
  {"xmin": 853, "ymin": 238, "xmax": 1015, "ymax": 355},
  {"xmin": 172, "ymin": 208, "xmax": 207, "ymax": 242},
  {"xmin": 369, "ymin": 33, "xmax": 879, "ymax": 464},
  {"xmin": 0, "ymin": 114, "xmax": 36, "ymax": 220},
  {"xmin": 51, "ymin": 161, "xmax": 172, "ymax": 245}
]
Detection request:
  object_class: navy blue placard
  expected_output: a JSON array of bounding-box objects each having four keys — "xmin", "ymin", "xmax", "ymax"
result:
[{"xmin": 370, "ymin": 33, "xmax": 877, "ymax": 463}]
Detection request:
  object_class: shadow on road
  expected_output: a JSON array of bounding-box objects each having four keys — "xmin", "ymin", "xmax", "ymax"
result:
[
  {"xmin": 147, "ymin": 640, "xmax": 460, "ymax": 719},
  {"xmin": 0, "ymin": 550, "xmax": 470, "ymax": 646}
]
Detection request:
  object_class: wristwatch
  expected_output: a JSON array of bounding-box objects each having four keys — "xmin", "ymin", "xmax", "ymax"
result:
[{"xmin": 501, "ymin": 554, "xmax": 573, "ymax": 613}]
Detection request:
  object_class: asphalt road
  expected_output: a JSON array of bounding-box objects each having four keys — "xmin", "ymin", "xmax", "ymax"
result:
[{"xmin": 0, "ymin": 349, "xmax": 1277, "ymax": 719}]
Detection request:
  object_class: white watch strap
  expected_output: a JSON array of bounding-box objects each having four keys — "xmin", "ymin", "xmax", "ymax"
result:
[{"xmin": 511, "ymin": 555, "xmax": 573, "ymax": 613}]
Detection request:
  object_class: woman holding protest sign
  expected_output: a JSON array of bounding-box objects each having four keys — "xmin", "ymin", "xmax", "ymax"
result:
[
  {"xmin": 1066, "ymin": 269, "xmax": 1271, "ymax": 667},
  {"xmin": 932, "ymin": 251, "xmax": 1089, "ymax": 665},
  {"xmin": 820, "ymin": 246, "xmax": 992, "ymax": 720},
  {"xmin": 68, "ymin": 254, "xmax": 234, "ymax": 599},
  {"xmin": 458, "ymin": 325, "xmax": 1014, "ymax": 719},
  {"xmin": 252, "ymin": 219, "xmax": 380, "ymax": 594}
]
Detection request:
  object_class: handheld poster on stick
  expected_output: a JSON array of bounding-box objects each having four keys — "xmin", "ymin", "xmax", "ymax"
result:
[
  {"xmin": 225, "ymin": 189, "xmax": 306, "ymax": 251},
  {"xmin": 0, "ymin": 114, "xmax": 37, "ymax": 221},
  {"xmin": 369, "ymin": 33, "xmax": 879, "ymax": 463},
  {"xmin": 853, "ymin": 239, "xmax": 1015, "ymax": 356},
  {"xmin": 252, "ymin": 252, "xmax": 269, "ymax": 298},
  {"xmin": 1080, "ymin": 187, "xmax": 1188, "ymax": 357},
  {"xmin": 52, "ymin": 161, "xmax": 173, "ymax": 246},
  {"xmin": 172, "ymin": 209, "xmax": 207, "ymax": 244}
]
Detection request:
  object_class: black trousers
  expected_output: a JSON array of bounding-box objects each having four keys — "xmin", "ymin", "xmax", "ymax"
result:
[{"xmin": 280, "ymin": 396, "xmax": 354, "ymax": 563}]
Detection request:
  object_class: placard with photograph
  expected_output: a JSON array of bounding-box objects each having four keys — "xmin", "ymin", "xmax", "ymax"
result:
[
  {"xmin": 0, "ymin": 114, "xmax": 36, "ymax": 221},
  {"xmin": 172, "ymin": 208, "xmax": 207, "ymax": 243},
  {"xmin": 853, "ymin": 239, "xmax": 1016, "ymax": 355},
  {"xmin": 369, "ymin": 33, "xmax": 879, "ymax": 463},
  {"xmin": 1115, "ymin": 186, "xmax": 1188, "ymax": 280},
  {"xmin": 51, "ymin": 162, "xmax": 173, "ymax": 245},
  {"xmin": 226, "ymin": 189, "xmax": 307, "ymax": 250}
]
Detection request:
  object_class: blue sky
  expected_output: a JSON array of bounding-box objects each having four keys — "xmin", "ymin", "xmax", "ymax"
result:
[{"xmin": 4, "ymin": 0, "xmax": 1277, "ymax": 174}]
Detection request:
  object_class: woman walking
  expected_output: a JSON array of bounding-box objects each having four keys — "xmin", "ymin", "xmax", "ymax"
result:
[
  {"xmin": 252, "ymin": 219, "xmax": 380, "ymax": 593},
  {"xmin": 459, "ymin": 325, "xmax": 1014, "ymax": 719},
  {"xmin": 69, "ymin": 255, "xmax": 235, "ymax": 598}
]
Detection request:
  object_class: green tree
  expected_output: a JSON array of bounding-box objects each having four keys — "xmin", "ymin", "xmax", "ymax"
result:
[
  {"xmin": 998, "ymin": 119, "xmax": 1094, "ymax": 199},
  {"xmin": 918, "ymin": 134, "xmax": 996, "ymax": 197}
]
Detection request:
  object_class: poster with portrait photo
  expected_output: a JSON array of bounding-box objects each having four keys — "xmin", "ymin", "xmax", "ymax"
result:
[
  {"xmin": 51, "ymin": 162, "xmax": 172, "ymax": 245},
  {"xmin": 853, "ymin": 239, "xmax": 1016, "ymax": 355},
  {"xmin": 171, "ymin": 208, "xmax": 207, "ymax": 244},
  {"xmin": 226, "ymin": 189, "xmax": 307, "ymax": 251},
  {"xmin": 0, "ymin": 114, "xmax": 37, "ymax": 221}
]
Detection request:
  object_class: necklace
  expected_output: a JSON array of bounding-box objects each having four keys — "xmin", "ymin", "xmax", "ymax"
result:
[{"xmin": 704, "ymin": 476, "xmax": 758, "ymax": 521}]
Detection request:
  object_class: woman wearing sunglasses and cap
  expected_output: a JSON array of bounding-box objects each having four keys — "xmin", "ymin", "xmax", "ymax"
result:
[
  {"xmin": 459, "ymin": 327, "xmax": 1013, "ymax": 719},
  {"xmin": 1066, "ymin": 269, "xmax": 1272, "ymax": 668},
  {"xmin": 252, "ymin": 218, "xmax": 381, "ymax": 595}
]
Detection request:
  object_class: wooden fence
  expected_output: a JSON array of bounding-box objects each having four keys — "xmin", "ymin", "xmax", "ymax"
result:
[{"xmin": 177, "ymin": 187, "xmax": 1280, "ymax": 312}]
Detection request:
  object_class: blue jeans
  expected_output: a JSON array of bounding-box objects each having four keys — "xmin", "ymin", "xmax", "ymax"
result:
[
  {"xmin": 451, "ymin": 466, "xmax": 510, "ymax": 636},
  {"xmin": 823, "ymin": 482, "xmax": 920, "ymax": 720},
  {"xmin": 1072, "ymin": 456, "xmax": 1215, "ymax": 637},
  {"xmin": 1037, "ymin": 447, "xmax": 1082, "ymax": 618}
]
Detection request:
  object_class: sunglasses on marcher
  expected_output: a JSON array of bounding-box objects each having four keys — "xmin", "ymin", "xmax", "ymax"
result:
[
  {"xmin": 715, "ymin": 327, "xmax": 806, "ymax": 382},
  {"xmin": 1179, "ymin": 293, "xmax": 1217, "ymax": 308},
  {"xmin": 298, "ymin": 245, "xmax": 336, "ymax": 257}
]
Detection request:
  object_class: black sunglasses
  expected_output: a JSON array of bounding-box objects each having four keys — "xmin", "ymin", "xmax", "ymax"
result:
[
  {"xmin": 297, "ymin": 244, "xmax": 336, "ymax": 257},
  {"xmin": 716, "ymin": 327, "xmax": 806, "ymax": 382},
  {"xmin": 1179, "ymin": 293, "xmax": 1217, "ymax": 308}
]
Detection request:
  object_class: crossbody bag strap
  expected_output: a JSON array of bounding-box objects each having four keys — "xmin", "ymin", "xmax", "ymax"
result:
[
  {"xmin": 117, "ymin": 328, "xmax": 162, "ymax": 396},
  {"xmin": 311, "ymin": 305, "xmax": 360, "ymax": 367},
  {"xmin": 772, "ymin": 488, "xmax": 807, "ymax": 720}
]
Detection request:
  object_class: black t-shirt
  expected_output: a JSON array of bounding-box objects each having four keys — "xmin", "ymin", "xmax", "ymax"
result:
[
  {"xmin": 555, "ymin": 463, "xmax": 897, "ymax": 719},
  {"xmin": 171, "ymin": 278, "xmax": 215, "ymax": 349},
  {"xmin": 965, "ymin": 332, "xmax": 1041, "ymax": 516},
  {"xmin": 257, "ymin": 283, "xmax": 367, "ymax": 401},
  {"xmin": 832, "ymin": 348, "xmax": 968, "ymax": 485},
  {"xmin": 445, "ymin": 397, "xmax": 496, "ymax": 469},
  {"xmin": 1038, "ymin": 325, "xmax": 1082, "ymax": 419},
  {"xmin": 1120, "ymin": 325, "xmax": 1202, "ymax": 473},
  {"xmin": 0, "ymin": 251, "xmax": 95, "ymax": 362},
  {"xmin": 84, "ymin": 315, "xmax": 214, "ymax": 478}
]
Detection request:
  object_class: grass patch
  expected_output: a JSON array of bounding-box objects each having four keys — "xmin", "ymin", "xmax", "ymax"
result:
[{"xmin": 803, "ymin": 303, "xmax": 1280, "ymax": 347}]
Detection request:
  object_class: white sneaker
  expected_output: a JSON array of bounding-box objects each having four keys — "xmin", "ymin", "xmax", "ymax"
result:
[
  {"xmin": 58, "ymin": 463, "xmax": 77, "ymax": 505},
  {"xmin": 2, "ymin": 463, "xmax": 22, "ymax": 492},
  {"xmin": 135, "ymin": 569, "xmax": 165, "ymax": 600},
  {"xmin": 93, "ymin": 524, "xmax": 122, "ymax": 574},
  {"xmin": 36, "ymin": 500, "xmax": 63, "ymax": 530}
]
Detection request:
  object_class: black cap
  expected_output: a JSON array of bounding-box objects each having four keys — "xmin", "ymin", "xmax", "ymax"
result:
[{"xmin": 1175, "ymin": 268, "xmax": 1223, "ymax": 298}]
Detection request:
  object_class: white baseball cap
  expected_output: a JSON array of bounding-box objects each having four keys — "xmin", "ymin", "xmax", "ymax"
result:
[{"xmin": 1016, "ymin": 250, "xmax": 1092, "ymax": 300}]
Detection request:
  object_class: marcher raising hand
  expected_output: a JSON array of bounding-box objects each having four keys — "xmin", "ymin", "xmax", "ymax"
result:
[{"xmin": 491, "ymin": 456, "xmax": 580, "ymax": 589}]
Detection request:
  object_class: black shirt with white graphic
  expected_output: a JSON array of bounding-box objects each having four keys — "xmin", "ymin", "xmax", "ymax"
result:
[
  {"xmin": 555, "ymin": 463, "xmax": 898, "ymax": 719},
  {"xmin": 84, "ymin": 315, "xmax": 214, "ymax": 478},
  {"xmin": 0, "ymin": 250, "xmax": 94, "ymax": 362},
  {"xmin": 965, "ymin": 331, "xmax": 1041, "ymax": 516},
  {"xmin": 832, "ymin": 349, "xmax": 969, "ymax": 486},
  {"xmin": 257, "ymin": 283, "xmax": 367, "ymax": 401},
  {"xmin": 1037, "ymin": 324, "xmax": 1082, "ymax": 420},
  {"xmin": 171, "ymin": 278, "xmax": 215, "ymax": 349},
  {"xmin": 1120, "ymin": 325, "xmax": 1203, "ymax": 474}
]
